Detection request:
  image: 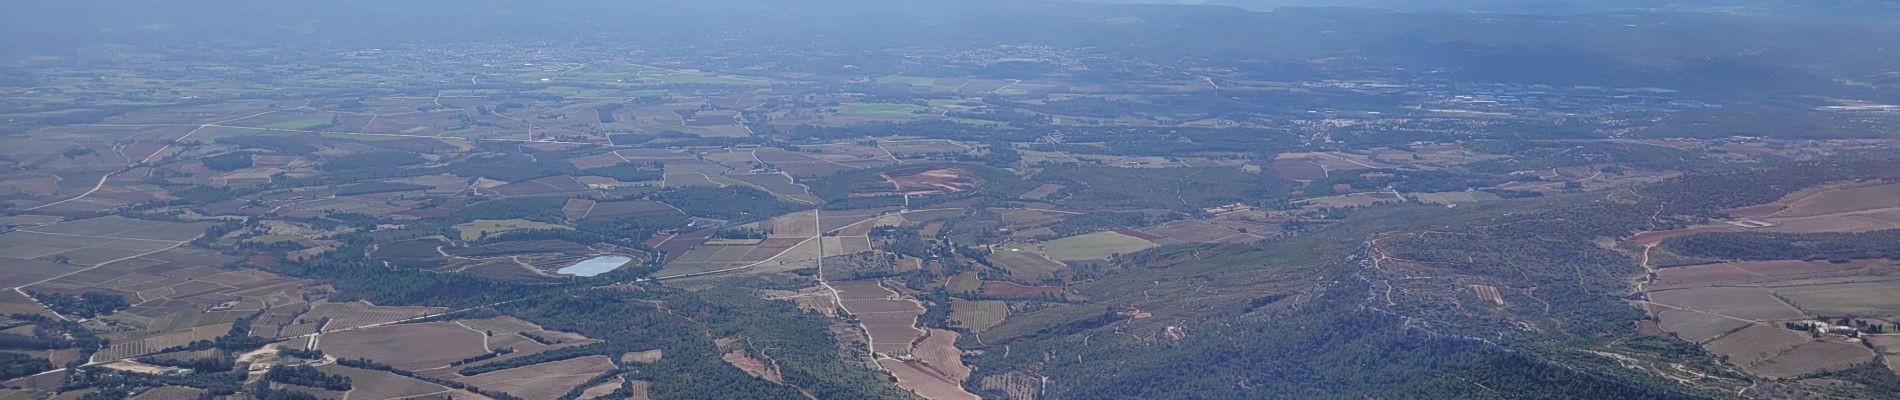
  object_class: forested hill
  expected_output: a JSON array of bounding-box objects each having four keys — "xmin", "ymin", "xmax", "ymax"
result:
[{"xmin": 963, "ymin": 159, "xmax": 1900, "ymax": 399}]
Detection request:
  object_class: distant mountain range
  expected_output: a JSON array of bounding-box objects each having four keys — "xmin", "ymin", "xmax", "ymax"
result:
[
  {"xmin": 4, "ymin": 0, "xmax": 1896, "ymax": 95},
  {"xmin": 1075, "ymin": 0, "xmax": 1900, "ymax": 15}
]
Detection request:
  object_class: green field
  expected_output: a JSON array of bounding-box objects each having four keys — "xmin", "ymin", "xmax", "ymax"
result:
[
  {"xmin": 319, "ymin": 132, "xmax": 455, "ymax": 143},
  {"xmin": 453, "ymin": 219, "xmax": 570, "ymax": 241},
  {"xmin": 840, "ymin": 102, "xmax": 932, "ymax": 118},
  {"xmin": 538, "ymin": 86, "xmax": 670, "ymax": 97},
  {"xmin": 926, "ymin": 98, "xmax": 981, "ymax": 110},
  {"xmin": 438, "ymin": 89, "xmax": 509, "ymax": 97},
  {"xmin": 187, "ymin": 125, "xmax": 280, "ymax": 142},
  {"xmin": 1012, "ymin": 227, "xmax": 1056, "ymax": 239},
  {"xmin": 1042, "ymin": 231, "xmax": 1158, "ymax": 261},
  {"xmin": 538, "ymin": 86, "xmax": 617, "ymax": 97},
  {"xmin": 876, "ymin": 75, "xmax": 937, "ymax": 87},
  {"xmin": 952, "ymin": 117, "xmax": 1001, "ymax": 126},
  {"xmin": 260, "ymin": 117, "xmax": 334, "ymax": 131},
  {"xmin": 629, "ymin": 65, "xmax": 771, "ymax": 85},
  {"xmin": 0, "ymin": 390, "xmax": 42, "ymax": 400},
  {"xmin": 990, "ymin": 244, "xmax": 1067, "ymax": 280}
]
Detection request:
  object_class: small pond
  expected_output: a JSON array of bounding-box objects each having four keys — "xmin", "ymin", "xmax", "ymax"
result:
[{"xmin": 557, "ymin": 255, "xmax": 632, "ymax": 277}]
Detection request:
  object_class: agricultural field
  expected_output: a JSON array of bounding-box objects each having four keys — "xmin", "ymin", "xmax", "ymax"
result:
[
  {"xmin": 994, "ymin": 208, "xmax": 1065, "ymax": 230},
  {"xmin": 9, "ymin": 5, "xmax": 1900, "ymax": 398},
  {"xmin": 1732, "ymin": 182, "xmax": 1900, "ymax": 221},
  {"xmin": 1649, "ymin": 286, "xmax": 1809, "ymax": 322},
  {"xmin": 1137, "ymin": 220, "xmax": 1263, "ymax": 245},
  {"xmin": 786, "ymin": 143, "xmax": 897, "ymax": 169},
  {"xmin": 1775, "ymin": 280, "xmax": 1900, "ymax": 317},
  {"xmin": 319, "ymin": 321, "xmax": 493, "ymax": 370},
  {"xmin": 734, "ymin": 173, "xmax": 820, "ymax": 204},
  {"xmin": 459, "ymin": 355, "xmax": 616, "ymax": 399},
  {"xmin": 1639, "ymin": 181, "xmax": 1900, "ymax": 241},
  {"xmin": 1748, "ymin": 339, "xmax": 1876, "ymax": 378},
  {"xmin": 1408, "ymin": 191, "xmax": 1503, "ymax": 205},
  {"xmin": 879, "ymin": 356, "xmax": 979, "ymax": 400},
  {"xmin": 1019, "ymin": 183, "xmax": 1064, "ymax": 200},
  {"xmin": 1648, "ymin": 260, "xmax": 1900, "ymax": 320},
  {"xmin": 769, "ymin": 210, "xmax": 820, "ymax": 238},
  {"xmin": 881, "ymin": 165, "xmax": 981, "ymax": 196},
  {"xmin": 757, "ymin": 148, "xmax": 870, "ymax": 177},
  {"xmin": 1632, "ymin": 180, "xmax": 1900, "ymax": 382},
  {"xmin": 126, "ymin": 386, "xmax": 204, "ymax": 400},
  {"xmin": 288, "ymin": 300, "xmax": 444, "ymax": 332},
  {"xmin": 454, "ymin": 219, "xmax": 570, "ymax": 241},
  {"xmin": 841, "ymin": 103, "xmax": 933, "ymax": 119},
  {"xmin": 0, "ymin": 216, "xmax": 210, "ymax": 266},
  {"xmin": 1703, "ymin": 324, "xmax": 1810, "ymax": 367},
  {"xmin": 977, "ymin": 282, "xmax": 1067, "ymax": 300},
  {"xmin": 949, "ymin": 300, "xmax": 1008, "ymax": 332},
  {"xmin": 822, "ymin": 236, "xmax": 874, "ymax": 257},
  {"xmin": 879, "ymin": 140, "xmax": 971, "ymax": 157},
  {"xmin": 0, "ymin": 233, "xmax": 324, "ymax": 363},
  {"xmin": 832, "ymin": 280, "xmax": 926, "ymax": 355},
  {"xmin": 988, "ymin": 245, "xmax": 1066, "ymax": 281},
  {"xmin": 1041, "ymin": 231, "xmax": 1158, "ymax": 261},
  {"xmin": 488, "ymin": 175, "xmax": 595, "ymax": 197},
  {"xmin": 313, "ymin": 364, "xmax": 465, "ymax": 399},
  {"xmin": 655, "ymin": 233, "xmax": 822, "ymax": 278}
]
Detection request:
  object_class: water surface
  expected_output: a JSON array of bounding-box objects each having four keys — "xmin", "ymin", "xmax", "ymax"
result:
[{"xmin": 558, "ymin": 255, "xmax": 632, "ymax": 277}]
